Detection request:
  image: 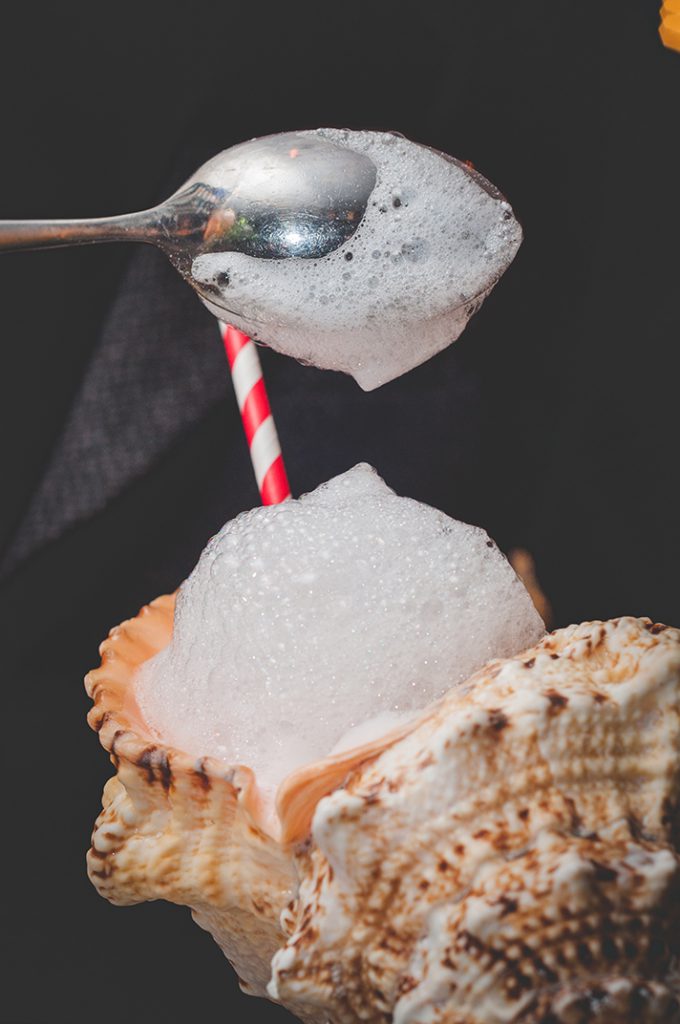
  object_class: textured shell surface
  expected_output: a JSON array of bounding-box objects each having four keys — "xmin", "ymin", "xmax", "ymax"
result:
[
  {"xmin": 86, "ymin": 607, "xmax": 680, "ymax": 1023},
  {"xmin": 270, "ymin": 617, "xmax": 680, "ymax": 1023}
]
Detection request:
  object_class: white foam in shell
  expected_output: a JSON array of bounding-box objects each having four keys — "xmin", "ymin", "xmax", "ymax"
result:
[
  {"xmin": 192, "ymin": 129, "xmax": 522, "ymax": 390},
  {"xmin": 136, "ymin": 466, "xmax": 545, "ymax": 796}
]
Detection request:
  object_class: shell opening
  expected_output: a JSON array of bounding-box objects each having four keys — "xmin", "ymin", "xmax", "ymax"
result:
[{"xmin": 128, "ymin": 465, "xmax": 544, "ymax": 839}]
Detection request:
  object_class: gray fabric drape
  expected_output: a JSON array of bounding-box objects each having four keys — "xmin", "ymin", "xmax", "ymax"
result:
[{"xmin": 1, "ymin": 245, "xmax": 228, "ymax": 577}]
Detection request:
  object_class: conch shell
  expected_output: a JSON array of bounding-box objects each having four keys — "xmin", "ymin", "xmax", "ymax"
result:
[{"xmin": 86, "ymin": 607, "xmax": 680, "ymax": 1022}]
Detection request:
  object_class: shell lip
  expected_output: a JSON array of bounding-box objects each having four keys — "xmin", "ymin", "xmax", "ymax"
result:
[
  {"xmin": 275, "ymin": 713, "xmax": 424, "ymax": 845},
  {"xmin": 85, "ymin": 592, "xmax": 421, "ymax": 845},
  {"xmin": 85, "ymin": 594, "xmax": 262, "ymax": 817}
]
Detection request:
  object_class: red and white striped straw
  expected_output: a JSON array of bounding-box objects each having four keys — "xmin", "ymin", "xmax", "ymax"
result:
[{"xmin": 219, "ymin": 322, "xmax": 291, "ymax": 505}]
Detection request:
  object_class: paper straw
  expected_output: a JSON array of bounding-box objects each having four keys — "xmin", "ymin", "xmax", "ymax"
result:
[{"xmin": 219, "ymin": 322, "xmax": 291, "ymax": 505}]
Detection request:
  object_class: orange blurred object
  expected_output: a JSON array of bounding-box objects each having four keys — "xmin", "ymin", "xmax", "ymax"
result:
[{"xmin": 660, "ymin": 4, "xmax": 680, "ymax": 51}]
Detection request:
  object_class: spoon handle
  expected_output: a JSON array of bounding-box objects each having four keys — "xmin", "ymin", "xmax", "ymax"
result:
[{"xmin": 0, "ymin": 211, "xmax": 158, "ymax": 254}]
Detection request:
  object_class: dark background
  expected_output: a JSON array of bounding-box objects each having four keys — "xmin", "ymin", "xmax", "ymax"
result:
[{"xmin": 1, "ymin": 2, "xmax": 678, "ymax": 1022}]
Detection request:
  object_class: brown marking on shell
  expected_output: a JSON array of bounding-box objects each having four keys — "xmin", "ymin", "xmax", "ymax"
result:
[
  {"xmin": 531, "ymin": 980, "xmax": 680, "ymax": 1023},
  {"xmin": 135, "ymin": 745, "xmax": 173, "ymax": 790},
  {"xmin": 194, "ymin": 757, "xmax": 212, "ymax": 791},
  {"xmin": 487, "ymin": 708, "xmax": 509, "ymax": 731},
  {"xmin": 545, "ymin": 689, "xmax": 569, "ymax": 710}
]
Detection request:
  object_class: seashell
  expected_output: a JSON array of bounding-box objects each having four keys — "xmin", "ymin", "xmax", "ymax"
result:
[
  {"xmin": 84, "ymin": 593, "xmax": 408, "ymax": 1005},
  {"xmin": 86, "ymin": 608, "xmax": 680, "ymax": 1022}
]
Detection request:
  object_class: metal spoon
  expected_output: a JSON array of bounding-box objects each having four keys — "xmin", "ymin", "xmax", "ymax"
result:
[
  {"xmin": 0, "ymin": 131, "xmax": 378, "ymax": 311},
  {"xmin": 0, "ymin": 128, "xmax": 521, "ymax": 389}
]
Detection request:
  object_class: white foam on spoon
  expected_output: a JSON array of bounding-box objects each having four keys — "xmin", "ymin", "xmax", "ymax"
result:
[
  {"xmin": 135, "ymin": 465, "xmax": 544, "ymax": 795},
  {"xmin": 192, "ymin": 128, "xmax": 522, "ymax": 390}
]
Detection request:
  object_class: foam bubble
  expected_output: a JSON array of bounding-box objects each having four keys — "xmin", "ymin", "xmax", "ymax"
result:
[
  {"xmin": 192, "ymin": 129, "xmax": 522, "ymax": 390},
  {"xmin": 135, "ymin": 465, "xmax": 544, "ymax": 794}
]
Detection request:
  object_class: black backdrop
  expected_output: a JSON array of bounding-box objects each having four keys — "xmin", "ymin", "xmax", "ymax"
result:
[{"xmin": 1, "ymin": 3, "xmax": 678, "ymax": 1022}]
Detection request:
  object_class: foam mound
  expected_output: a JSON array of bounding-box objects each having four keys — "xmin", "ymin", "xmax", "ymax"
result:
[
  {"xmin": 135, "ymin": 465, "xmax": 544, "ymax": 794},
  {"xmin": 192, "ymin": 128, "xmax": 522, "ymax": 390}
]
